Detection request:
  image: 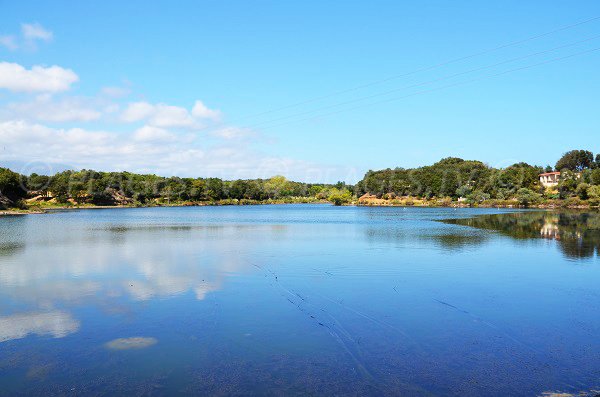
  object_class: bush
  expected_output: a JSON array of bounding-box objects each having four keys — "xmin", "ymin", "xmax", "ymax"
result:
[
  {"xmin": 515, "ymin": 188, "xmax": 542, "ymax": 207},
  {"xmin": 467, "ymin": 190, "xmax": 490, "ymax": 204},
  {"xmin": 588, "ymin": 185, "xmax": 600, "ymax": 206},
  {"xmin": 328, "ymin": 189, "xmax": 352, "ymax": 206},
  {"xmin": 576, "ymin": 183, "xmax": 590, "ymax": 200},
  {"xmin": 591, "ymin": 169, "xmax": 600, "ymax": 185}
]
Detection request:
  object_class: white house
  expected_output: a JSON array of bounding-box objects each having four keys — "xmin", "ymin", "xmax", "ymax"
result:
[{"xmin": 539, "ymin": 172, "xmax": 560, "ymax": 187}]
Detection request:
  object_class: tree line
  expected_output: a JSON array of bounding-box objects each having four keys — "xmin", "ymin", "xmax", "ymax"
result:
[
  {"xmin": 355, "ymin": 149, "xmax": 600, "ymax": 205},
  {"xmin": 0, "ymin": 169, "xmax": 353, "ymax": 208},
  {"xmin": 1, "ymin": 149, "xmax": 600, "ymax": 210}
]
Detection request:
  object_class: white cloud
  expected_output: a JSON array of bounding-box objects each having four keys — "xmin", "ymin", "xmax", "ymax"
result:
[
  {"xmin": 0, "ymin": 120, "xmax": 112, "ymax": 151},
  {"xmin": 0, "ymin": 119, "xmax": 347, "ymax": 181},
  {"xmin": 192, "ymin": 100, "xmax": 221, "ymax": 120},
  {"xmin": 121, "ymin": 101, "xmax": 195, "ymax": 128},
  {"xmin": 133, "ymin": 125, "xmax": 176, "ymax": 142},
  {"xmin": 0, "ymin": 311, "xmax": 79, "ymax": 342},
  {"xmin": 0, "ymin": 35, "xmax": 18, "ymax": 50},
  {"xmin": 120, "ymin": 101, "xmax": 157, "ymax": 122},
  {"xmin": 0, "ymin": 62, "xmax": 78, "ymax": 92},
  {"xmin": 121, "ymin": 100, "xmax": 220, "ymax": 129},
  {"xmin": 0, "ymin": 23, "xmax": 53, "ymax": 51},
  {"xmin": 149, "ymin": 104, "xmax": 196, "ymax": 128},
  {"xmin": 21, "ymin": 23, "xmax": 53, "ymax": 42},
  {"xmin": 7, "ymin": 95, "xmax": 101, "ymax": 122}
]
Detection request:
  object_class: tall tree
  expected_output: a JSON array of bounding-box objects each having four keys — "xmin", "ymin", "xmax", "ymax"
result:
[{"xmin": 555, "ymin": 150, "xmax": 594, "ymax": 172}]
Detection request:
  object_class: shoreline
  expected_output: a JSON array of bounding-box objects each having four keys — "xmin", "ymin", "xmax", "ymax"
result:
[
  {"xmin": 2, "ymin": 201, "xmax": 597, "ymax": 216},
  {"xmin": 1, "ymin": 201, "xmax": 332, "ymax": 216}
]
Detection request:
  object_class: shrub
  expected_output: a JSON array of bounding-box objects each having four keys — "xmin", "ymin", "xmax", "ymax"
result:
[
  {"xmin": 515, "ymin": 188, "xmax": 542, "ymax": 207},
  {"xmin": 576, "ymin": 183, "xmax": 590, "ymax": 200},
  {"xmin": 588, "ymin": 185, "xmax": 600, "ymax": 206},
  {"xmin": 467, "ymin": 190, "xmax": 490, "ymax": 204},
  {"xmin": 328, "ymin": 189, "xmax": 352, "ymax": 206}
]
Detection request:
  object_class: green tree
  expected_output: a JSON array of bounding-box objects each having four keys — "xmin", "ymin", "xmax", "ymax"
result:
[
  {"xmin": 328, "ymin": 188, "xmax": 352, "ymax": 206},
  {"xmin": 26, "ymin": 173, "xmax": 51, "ymax": 197},
  {"xmin": 456, "ymin": 185, "xmax": 472, "ymax": 198},
  {"xmin": 515, "ymin": 188, "xmax": 541, "ymax": 206},
  {"xmin": 0, "ymin": 168, "xmax": 24, "ymax": 207},
  {"xmin": 587, "ymin": 185, "xmax": 600, "ymax": 205},
  {"xmin": 558, "ymin": 170, "xmax": 579, "ymax": 199},
  {"xmin": 264, "ymin": 175, "xmax": 288, "ymax": 199},
  {"xmin": 205, "ymin": 178, "xmax": 224, "ymax": 201},
  {"xmin": 466, "ymin": 190, "xmax": 490, "ymax": 204},
  {"xmin": 576, "ymin": 183, "xmax": 590, "ymax": 200},
  {"xmin": 591, "ymin": 169, "xmax": 600, "ymax": 185},
  {"xmin": 555, "ymin": 150, "xmax": 594, "ymax": 172},
  {"xmin": 49, "ymin": 171, "xmax": 71, "ymax": 203}
]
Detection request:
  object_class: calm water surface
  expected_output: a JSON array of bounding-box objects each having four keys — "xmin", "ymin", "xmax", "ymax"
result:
[{"xmin": 0, "ymin": 205, "xmax": 599, "ymax": 396}]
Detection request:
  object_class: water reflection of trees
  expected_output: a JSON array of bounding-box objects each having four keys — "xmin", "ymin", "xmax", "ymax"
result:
[{"xmin": 445, "ymin": 211, "xmax": 600, "ymax": 259}]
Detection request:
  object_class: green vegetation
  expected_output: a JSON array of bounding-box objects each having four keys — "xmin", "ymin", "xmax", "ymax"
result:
[
  {"xmin": 327, "ymin": 188, "xmax": 353, "ymax": 206},
  {"xmin": 555, "ymin": 149, "xmax": 595, "ymax": 172},
  {"xmin": 357, "ymin": 158, "xmax": 541, "ymax": 200},
  {"xmin": 356, "ymin": 149, "xmax": 600, "ymax": 208},
  {"xmin": 0, "ymin": 169, "xmax": 352, "ymax": 211},
  {"xmin": 2, "ymin": 148, "xmax": 600, "ymax": 212}
]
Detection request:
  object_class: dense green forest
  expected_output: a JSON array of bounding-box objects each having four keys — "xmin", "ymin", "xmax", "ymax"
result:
[
  {"xmin": 356, "ymin": 150, "xmax": 600, "ymax": 206},
  {"xmin": 0, "ymin": 168, "xmax": 352, "ymax": 209},
  {"xmin": 356, "ymin": 149, "xmax": 600, "ymax": 206},
  {"xmin": 1, "ymin": 149, "xmax": 600, "ymax": 211}
]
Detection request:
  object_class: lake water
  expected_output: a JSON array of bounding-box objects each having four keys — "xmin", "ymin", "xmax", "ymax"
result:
[{"xmin": 0, "ymin": 205, "xmax": 599, "ymax": 396}]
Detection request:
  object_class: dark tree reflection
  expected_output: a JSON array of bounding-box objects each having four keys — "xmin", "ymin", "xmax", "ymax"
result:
[{"xmin": 444, "ymin": 211, "xmax": 600, "ymax": 259}]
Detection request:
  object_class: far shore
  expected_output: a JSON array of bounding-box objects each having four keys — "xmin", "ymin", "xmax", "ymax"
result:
[{"xmin": 2, "ymin": 200, "xmax": 597, "ymax": 217}]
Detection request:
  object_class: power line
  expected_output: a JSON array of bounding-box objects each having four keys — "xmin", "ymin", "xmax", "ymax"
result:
[
  {"xmin": 256, "ymin": 46, "xmax": 600, "ymax": 131},
  {"xmin": 231, "ymin": 34, "xmax": 600, "ymax": 131},
  {"xmin": 218, "ymin": 15, "xmax": 600, "ymax": 124}
]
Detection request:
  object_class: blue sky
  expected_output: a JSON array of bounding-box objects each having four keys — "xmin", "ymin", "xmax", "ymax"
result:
[{"xmin": 0, "ymin": 1, "xmax": 599, "ymax": 182}]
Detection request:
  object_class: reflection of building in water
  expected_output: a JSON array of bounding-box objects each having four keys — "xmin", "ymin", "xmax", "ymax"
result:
[
  {"xmin": 447, "ymin": 212, "xmax": 598, "ymax": 259},
  {"xmin": 540, "ymin": 216, "xmax": 584, "ymax": 243},
  {"xmin": 540, "ymin": 217, "xmax": 560, "ymax": 240}
]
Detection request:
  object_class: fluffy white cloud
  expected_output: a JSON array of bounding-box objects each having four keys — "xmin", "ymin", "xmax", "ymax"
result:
[
  {"xmin": 149, "ymin": 104, "xmax": 196, "ymax": 128},
  {"xmin": 21, "ymin": 23, "xmax": 53, "ymax": 42},
  {"xmin": 0, "ymin": 35, "xmax": 18, "ymax": 50},
  {"xmin": 121, "ymin": 100, "xmax": 219, "ymax": 128},
  {"xmin": 120, "ymin": 101, "xmax": 155, "ymax": 122},
  {"xmin": 133, "ymin": 125, "xmax": 176, "ymax": 142},
  {"xmin": 192, "ymin": 100, "xmax": 221, "ymax": 120},
  {"xmin": 0, "ymin": 119, "xmax": 348, "ymax": 182},
  {"xmin": 0, "ymin": 120, "xmax": 111, "ymax": 152},
  {"xmin": 7, "ymin": 95, "xmax": 101, "ymax": 122},
  {"xmin": 121, "ymin": 101, "xmax": 195, "ymax": 128},
  {"xmin": 0, "ymin": 62, "xmax": 78, "ymax": 92}
]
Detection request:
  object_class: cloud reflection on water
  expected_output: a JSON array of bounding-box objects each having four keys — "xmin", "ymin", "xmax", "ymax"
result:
[
  {"xmin": 0, "ymin": 222, "xmax": 272, "ymax": 342},
  {"xmin": 0, "ymin": 311, "xmax": 80, "ymax": 342}
]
